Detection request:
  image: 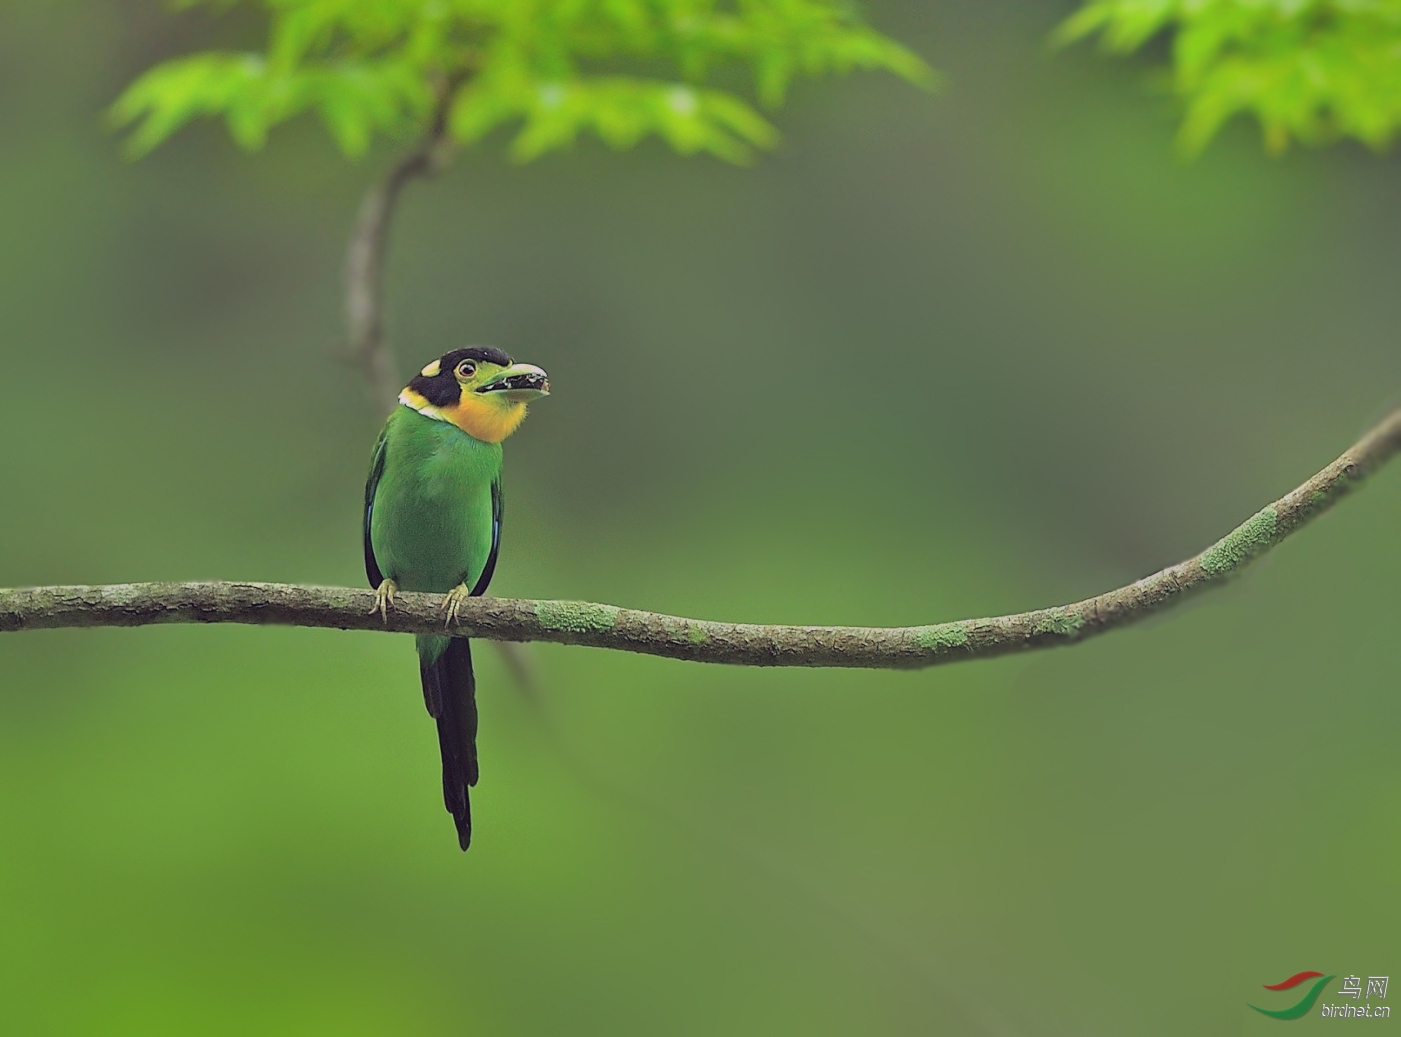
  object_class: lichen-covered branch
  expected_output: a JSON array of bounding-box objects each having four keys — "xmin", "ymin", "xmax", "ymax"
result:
[{"xmin": 3, "ymin": 409, "xmax": 1399, "ymax": 668}]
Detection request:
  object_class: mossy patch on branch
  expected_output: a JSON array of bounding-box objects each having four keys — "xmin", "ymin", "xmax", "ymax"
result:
[
  {"xmin": 534, "ymin": 600, "xmax": 620, "ymax": 635},
  {"xmin": 655, "ymin": 614, "xmax": 711, "ymax": 645},
  {"xmin": 914, "ymin": 622, "xmax": 969, "ymax": 652},
  {"xmin": 1200, "ymin": 506, "xmax": 1277, "ymax": 575},
  {"xmin": 1032, "ymin": 607, "xmax": 1084, "ymax": 638}
]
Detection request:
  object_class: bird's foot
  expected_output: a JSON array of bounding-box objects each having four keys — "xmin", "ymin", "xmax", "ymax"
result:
[
  {"xmin": 441, "ymin": 583, "xmax": 471, "ymax": 629},
  {"xmin": 370, "ymin": 579, "xmax": 398, "ymax": 623}
]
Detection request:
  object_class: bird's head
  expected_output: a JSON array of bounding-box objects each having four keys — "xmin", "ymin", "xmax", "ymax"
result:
[{"xmin": 398, "ymin": 347, "xmax": 550, "ymax": 443}]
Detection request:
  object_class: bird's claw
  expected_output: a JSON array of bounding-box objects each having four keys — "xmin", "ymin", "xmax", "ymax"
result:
[
  {"xmin": 441, "ymin": 584, "xmax": 471, "ymax": 629},
  {"xmin": 370, "ymin": 579, "xmax": 398, "ymax": 623}
]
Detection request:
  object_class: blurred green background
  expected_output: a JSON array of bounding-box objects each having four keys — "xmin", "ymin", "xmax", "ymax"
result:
[{"xmin": 2, "ymin": 3, "xmax": 1399, "ymax": 1034}]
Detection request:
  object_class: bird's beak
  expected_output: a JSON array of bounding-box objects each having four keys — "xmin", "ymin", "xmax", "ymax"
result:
[{"xmin": 475, "ymin": 363, "xmax": 550, "ymax": 403}]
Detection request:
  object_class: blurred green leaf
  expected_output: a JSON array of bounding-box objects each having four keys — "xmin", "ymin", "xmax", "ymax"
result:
[
  {"xmin": 1058, "ymin": 0, "xmax": 1401, "ymax": 156},
  {"xmin": 112, "ymin": 0, "xmax": 935, "ymax": 164}
]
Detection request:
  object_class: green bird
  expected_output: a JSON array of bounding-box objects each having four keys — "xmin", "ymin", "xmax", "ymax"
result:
[{"xmin": 364, "ymin": 346, "xmax": 550, "ymax": 850}]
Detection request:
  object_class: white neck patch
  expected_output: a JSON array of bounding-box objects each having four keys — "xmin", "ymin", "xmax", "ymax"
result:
[{"xmin": 398, "ymin": 390, "xmax": 451, "ymax": 423}]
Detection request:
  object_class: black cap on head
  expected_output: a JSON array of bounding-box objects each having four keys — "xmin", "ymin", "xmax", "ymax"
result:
[
  {"xmin": 407, "ymin": 346, "xmax": 515, "ymax": 406},
  {"xmin": 442, "ymin": 346, "xmax": 513, "ymax": 368}
]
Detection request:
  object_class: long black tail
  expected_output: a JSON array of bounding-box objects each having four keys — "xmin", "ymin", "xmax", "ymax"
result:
[{"xmin": 419, "ymin": 638, "xmax": 479, "ymax": 850}]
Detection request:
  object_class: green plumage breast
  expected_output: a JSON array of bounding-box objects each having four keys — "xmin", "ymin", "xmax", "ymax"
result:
[{"xmin": 368, "ymin": 406, "xmax": 502, "ymax": 596}]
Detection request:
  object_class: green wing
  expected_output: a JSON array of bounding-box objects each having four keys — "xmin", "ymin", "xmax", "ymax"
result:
[{"xmin": 363, "ymin": 425, "xmax": 388, "ymax": 588}]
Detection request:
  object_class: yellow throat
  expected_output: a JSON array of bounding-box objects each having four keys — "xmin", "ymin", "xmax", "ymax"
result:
[{"xmin": 398, "ymin": 386, "xmax": 528, "ymax": 444}]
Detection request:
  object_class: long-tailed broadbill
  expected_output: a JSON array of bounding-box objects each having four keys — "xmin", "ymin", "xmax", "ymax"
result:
[{"xmin": 364, "ymin": 347, "xmax": 550, "ymax": 850}]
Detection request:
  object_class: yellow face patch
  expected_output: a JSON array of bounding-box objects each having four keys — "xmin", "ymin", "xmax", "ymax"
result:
[{"xmin": 420, "ymin": 359, "xmax": 442, "ymax": 377}]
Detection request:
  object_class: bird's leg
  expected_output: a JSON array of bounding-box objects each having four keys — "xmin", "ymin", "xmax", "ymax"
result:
[
  {"xmin": 441, "ymin": 582, "xmax": 472, "ymax": 628},
  {"xmin": 370, "ymin": 578, "xmax": 398, "ymax": 623}
]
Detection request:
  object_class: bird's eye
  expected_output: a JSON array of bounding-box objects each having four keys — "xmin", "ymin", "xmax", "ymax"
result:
[{"xmin": 455, "ymin": 360, "xmax": 477, "ymax": 379}]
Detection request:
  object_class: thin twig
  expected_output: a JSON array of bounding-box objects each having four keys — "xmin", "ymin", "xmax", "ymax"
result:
[
  {"xmin": 4, "ymin": 408, "xmax": 1398, "ymax": 667},
  {"xmin": 345, "ymin": 76, "xmax": 462, "ymax": 411}
]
